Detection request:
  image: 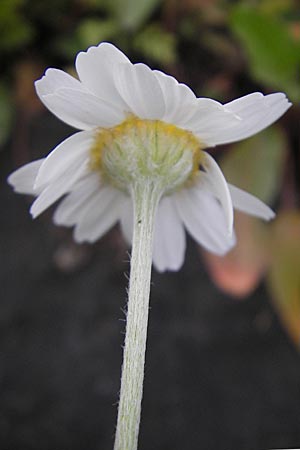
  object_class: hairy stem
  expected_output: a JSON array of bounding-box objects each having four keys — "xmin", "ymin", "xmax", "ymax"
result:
[{"xmin": 114, "ymin": 181, "xmax": 162, "ymax": 450}]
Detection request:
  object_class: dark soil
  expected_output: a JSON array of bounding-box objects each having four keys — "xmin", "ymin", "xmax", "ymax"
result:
[{"xmin": 1, "ymin": 114, "xmax": 300, "ymax": 450}]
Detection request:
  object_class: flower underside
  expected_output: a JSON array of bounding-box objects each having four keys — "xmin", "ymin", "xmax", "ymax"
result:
[{"xmin": 90, "ymin": 116, "xmax": 205, "ymax": 194}]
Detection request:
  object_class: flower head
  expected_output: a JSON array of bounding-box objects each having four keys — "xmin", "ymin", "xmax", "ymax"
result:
[{"xmin": 8, "ymin": 42, "xmax": 291, "ymax": 271}]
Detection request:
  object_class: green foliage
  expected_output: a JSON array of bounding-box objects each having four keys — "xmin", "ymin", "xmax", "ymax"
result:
[
  {"xmin": 259, "ymin": 0, "xmax": 297, "ymax": 17},
  {"xmin": 133, "ymin": 24, "xmax": 176, "ymax": 65},
  {"xmin": 230, "ymin": 5, "xmax": 300, "ymax": 101},
  {"xmin": 0, "ymin": 0, "xmax": 34, "ymax": 51},
  {"xmin": 50, "ymin": 0, "xmax": 167, "ymax": 64},
  {"xmin": 56, "ymin": 18, "xmax": 119, "ymax": 57},
  {"xmin": 220, "ymin": 126, "xmax": 286, "ymax": 204},
  {"xmin": 77, "ymin": 18, "xmax": 118, "ymax": 45},
  {"xmin": 103, "ymin": 0, "xmax": 161, "ymax": 31}
]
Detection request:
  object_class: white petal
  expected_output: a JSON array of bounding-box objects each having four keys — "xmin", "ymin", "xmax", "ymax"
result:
[
  {"xmin": 226, "ymin": 92, "xmax": 277, "ymax": 115},
  {"xmin": 74, "ymin": 186, "xmax": 122, "ymax": 243},
  {"xmin": 119, "ymin": 196, "xmax": 133, "ymax": 245},
  {"xmin": 201, "ymin": 152, "xmax": 233, "ymax": 234},
  {"xmin": 30, "ymin": 160, "xmax": 89, "ymax": 218},
  {"xmin": 35, "ymin": 68, "xmax": 98, "ymax": 129},
  {"xmin": 228, "ymin": 184, "xmax": 275, "ymax": 220},
  {"xmin": 114, "ymin": 63, "xmax": 165, "ymax": 119},
  {"xmin": 152, "ymin": 196, "xmax": 186, "ymax": 272},
  {"xmin": 35, "ymin": 131, "xmax": 94, "ymax": 189},
  {"xmin": 174, "ymin": 187, "xmax": 236, "ymax": 255},
  {"xmin": 224, "ymin": 92, "xmax": 291, "ymax": 141},
  {"xmin": 153, "ymin": 70, "xmax": 196, "ymax": 125},
  {"xmin": 203, "ymin": 92, "xmax": 291, "ymax": 146},
  {"xmin": 75, "ymin": 42, "xmax": 130, "ymax": 108},
  {"xmin": 40, "ymin": 88, "xmax": 124, "ymax": 130},
  {"xmin": 53, "ymin": 173, "xmax": 101, "ymax": 226},
  {"xmin": 183, "ymin": 98, "xmax": 242, "ymax": 146},
  {"xmin": 8, "ymin": 159, "xmax": 45, "ymax": 195},
  {"xmin": 35, "ymin": 68, "xmax": 85, "ymax": 96}
]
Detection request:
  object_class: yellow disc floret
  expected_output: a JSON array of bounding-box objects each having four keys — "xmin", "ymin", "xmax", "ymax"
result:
[{"xmin": 90, "ymin": 116, "xmax": 205, "ymax": 193}]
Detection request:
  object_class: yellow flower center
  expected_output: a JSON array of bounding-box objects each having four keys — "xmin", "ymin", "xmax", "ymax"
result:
[{"xmin": 90, "ymin": 116, "xmax": 205, "ymax": 193}]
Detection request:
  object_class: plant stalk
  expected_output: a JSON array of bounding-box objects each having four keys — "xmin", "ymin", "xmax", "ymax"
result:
[{"xmin": 114, "ymin": 181, "xmax": 162, "ymax": 450}]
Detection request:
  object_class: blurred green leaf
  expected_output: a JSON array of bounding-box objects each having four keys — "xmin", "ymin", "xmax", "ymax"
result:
[
  {"xmin": 77, "ymin": 18, "xmax": 119, "ymax": 47},
  {"xmin": 104, "ymin": 0, "xmax": 161, "ymax": 31},
  {"xmin": 0, "ymin": 84, "xmax": 13, "ymax": 147},
  {"xmin": 133, "ymin": 23, "xmax": 177, "ymax": 65},
  {"xmin": 0, "ymin": 0, "xmax": 34, "ymax": 51},
  {"xmin": 220, "ymin": 126, "xmax": 287, "ymax": 204},
  {"xmin": 267, "ymin": 211, "xmax": 300, "ymax": 346},
  {"xmin": 55, "ymin": 18, "xmax": 119, "ymax": 58},
  {"xmin": 259, "ymin": 0, "xmax": 296, "ymax": 16},
  {"xmin": 230, "ymin": 5, "xmax": 300, "ymax": 101}
]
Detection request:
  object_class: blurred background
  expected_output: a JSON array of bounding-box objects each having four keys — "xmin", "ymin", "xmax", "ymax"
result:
[{"xmin": 1, "ymin": 0, "xmax": 300, "ymax": 449}]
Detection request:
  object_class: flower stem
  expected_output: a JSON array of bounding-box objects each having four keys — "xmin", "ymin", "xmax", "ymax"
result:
[{"xmin": 114, "ymin": 181, "xmax": 162, "ymax": 450}]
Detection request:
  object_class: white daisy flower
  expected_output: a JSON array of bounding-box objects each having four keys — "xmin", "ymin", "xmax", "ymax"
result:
[{"xmin": 8, "ymin": 42, "xmax": 291, "ymax": 272}]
